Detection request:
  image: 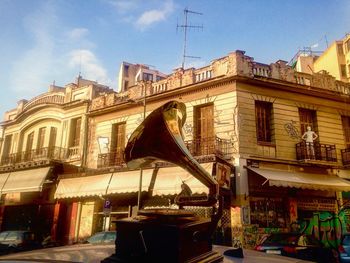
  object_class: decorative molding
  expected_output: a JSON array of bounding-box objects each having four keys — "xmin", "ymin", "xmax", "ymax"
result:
[
  {"xmin": 294, "ymin": 102, "xmax": 318, "ymax": 111},
  {"xmin": 338, "ymin": 109, "xmax": 350, "ymax": 117},
  {"xmin": 250, "ymin": 94, "xmax": 276, "ymax": 103}
]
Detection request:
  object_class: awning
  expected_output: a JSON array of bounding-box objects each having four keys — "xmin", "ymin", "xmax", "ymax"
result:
[
  {"xmin": 1, "ymin": 167, "xmax": 52, "ymax": 194},
  {"xmin": 107, "ymin": 170, "xmax": 153, "ymax": 194},
  {"xmin": 0, "ymin": 173, "xmax": 10, "ymax": 193},
  {"xmin": 55, "ymin": 173, "xmax": 112, "ymax": 199},
  {"xmin": 152, "ymin": 163, "xmax": 213, "ymax": 195},
  {"xmin": 248, "ymin": 167, "xmax": 350, "ymax": 192}
]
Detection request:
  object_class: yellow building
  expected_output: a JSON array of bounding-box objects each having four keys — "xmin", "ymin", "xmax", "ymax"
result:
[
  {"xmin": 313, "ymin": 34, "xmax": 350, "ymax": 83},
  {"xmin": 0, "ymin": 76, "xmax": 112, "ymax": 244},
  {"xmin": 2, "ymin": 49, "xmax": 350, "ymax": 249},
  {"xmin": 55, "ymin": 50, "xmax": 350, "ymax": 248}
]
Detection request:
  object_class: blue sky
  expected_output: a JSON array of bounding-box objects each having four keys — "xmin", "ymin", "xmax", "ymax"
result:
[{"xmin": 0, "ymin": 0, "xmax": 349, "ymax": 118}]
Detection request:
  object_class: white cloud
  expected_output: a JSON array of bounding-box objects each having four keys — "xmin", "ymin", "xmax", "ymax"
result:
[
  {"xmin": 108, "ymin": 0, "xmax": 139, "ymax": 14},
  {"xmin": 8, "ymin": 2, "xmax": 111, "ymax": 99},
  {"xmin": 68, "ymin": 49, "xmax": 111, "ymax": 85},
  {"xmin": 135, "ymin": 0, "xmax": 175, "ymax": 30},
  {"xmin": 67, "ymin": 28, "xmax": 89, "ymax": 41}
]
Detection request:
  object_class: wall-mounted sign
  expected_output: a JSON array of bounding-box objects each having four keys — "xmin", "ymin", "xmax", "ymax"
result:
[{"xmin": 216, "ymin": 163, "xmax": 231, "ymax": 189}]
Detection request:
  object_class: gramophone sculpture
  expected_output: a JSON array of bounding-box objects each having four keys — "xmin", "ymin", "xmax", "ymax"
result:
[{"xmin": 102, "ymin": 101, "xmax": 223, "ymax": 263}]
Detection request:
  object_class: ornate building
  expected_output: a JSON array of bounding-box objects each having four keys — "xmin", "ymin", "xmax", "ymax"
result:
[
  {"xmin": 0, "ymin": 77, "xmax": 112, "ymax": 244},
  {"xmin": 1, "ymin": 47, "xmax": 350, "ymax": 249}
]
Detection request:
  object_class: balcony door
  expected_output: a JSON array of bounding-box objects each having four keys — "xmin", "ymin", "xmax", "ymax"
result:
[
  {"xmin": 110, "ymin": 122, "xmax": 126, "ymax": 165},
  {"xmin": 342, "ymin": 116, "xmax": 350, "ymax": 148},
  {"xmin": 194, "ymin": 103, "xmax": 214, "ymax": 155},
  {"xmin": 25, "ymin": 132, "xmax": 34, "ymax": 161}
]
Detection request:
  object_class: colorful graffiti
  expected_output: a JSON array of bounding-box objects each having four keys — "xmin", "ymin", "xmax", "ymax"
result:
[{"xmin": 297, "ymin": 208, "xmax": 350, "ymax": 249}]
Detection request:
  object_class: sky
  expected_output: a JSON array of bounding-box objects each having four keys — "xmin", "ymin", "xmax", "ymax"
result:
[{"xmin": 0, "ymin": 0, "xmax": 349, "ymax": 118}]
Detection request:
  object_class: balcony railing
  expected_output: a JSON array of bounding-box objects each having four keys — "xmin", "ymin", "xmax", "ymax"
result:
[
  {"xmin": 0, "ymin": 147, "xmax": 68, "ymax": 166},
  {"xmin": 96, "ymin": 136, "xmax": 232, "ymax": 169},
  {"xmin": 184, "ymin": 136, "xmax": 231, "ymax": 159},
  {"xmin": 97, "ymin": 151, "xmax": 124, "ymax": 168},
  {"xmin": 341, "ymin": 148, "xmax": 350, "ymax": 166},
  {"xmin": 296, "ymin": 142, "xmax": 337, "ymax": 162}
]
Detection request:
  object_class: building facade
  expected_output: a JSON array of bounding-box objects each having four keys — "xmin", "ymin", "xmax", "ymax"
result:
[
  {"xmin": 0, "ymin": 77, "xmax": 112, "ymax": 244},
  {"xmin": 1, "ymin": 47, "xmax": 350, "ymax": 249}
]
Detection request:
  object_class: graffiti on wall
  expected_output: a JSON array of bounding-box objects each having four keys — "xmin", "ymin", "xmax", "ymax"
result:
[{"xmin": 284, "ymin": 120, "xmax": 300, "ymax": 140}]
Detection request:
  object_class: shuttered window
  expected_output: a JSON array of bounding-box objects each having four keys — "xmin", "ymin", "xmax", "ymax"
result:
[
  {"xmin": 111, "ymin": 122, "xmax": 126, "ymax": 164},
  {"xmin": 70, "ymin": 118, "xmax": 81, "ymax": 147},
  {"xmin": 255, "ymin": 101, "xmax": 272, "ymax": 143},
  {"xmin": 26, "ymin": 132, "xmax": 34, "ymax": 152},
  {"xmin": 194, "ymin": 103, "xmax": 214, "ymax": 155},
  {"xmin": 342, "ymin": 116, "xmax": 350, "ymax": 148},
  {"xmin": 299, "ymin": 108, "xmax": 317, "ymax": 136},
  {"xmin": 37, "ymin": 127, "xmax": 46, "ymax": 149}
]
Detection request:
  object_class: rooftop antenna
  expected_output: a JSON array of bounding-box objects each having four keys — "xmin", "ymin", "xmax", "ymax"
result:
[{"xmin": 177, "ymin": 8, "xmax": 203, "ymax": 69}]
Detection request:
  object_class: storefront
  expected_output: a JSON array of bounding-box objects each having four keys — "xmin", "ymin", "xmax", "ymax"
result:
[
  {"xmin": 54, "ymin": 161, "xmax": 235, "ymax": 245},
  {"xmin": 242, "ymin": 164, "xmax": 350, "ymax": 248},
  {"xmin": 0, "ymin": 166, "xmax": 56, "ymax": 241}
]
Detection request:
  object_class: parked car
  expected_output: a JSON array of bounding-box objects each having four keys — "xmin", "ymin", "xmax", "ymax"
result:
[
  {"xmin": 255, "ymin": 232, "xmax": 337, "ymax": 262},
  {"xmin": 339, "ymin": 233, "xmax": 350, "ymax": 262},
  {"xmin": 0, "ymin": 230, "xmax": 41, "ymax": 255},
  {"xmin": 85, "ymin": 231, "xmax": 116, "ymax": 244}
]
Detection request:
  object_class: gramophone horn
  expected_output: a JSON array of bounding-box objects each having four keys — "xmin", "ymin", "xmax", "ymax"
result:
[{"xmin": 124, "ymin": 100, "xmax": 218, "ymax": 206}]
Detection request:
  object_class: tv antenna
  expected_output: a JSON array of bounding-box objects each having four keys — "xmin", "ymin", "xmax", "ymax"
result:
[{"xmin": 177, "ymin": 8, "xmax": 203, "ymax": 69}]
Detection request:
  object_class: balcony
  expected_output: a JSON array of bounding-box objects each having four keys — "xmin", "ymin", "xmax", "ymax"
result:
[
  {"xmin": 96, "ymin": 136, "xmax": 232, "ymax": 169},
  {"xmin": 184, "ymin": 136, "xmax": 231, "ymax": 160},
  {"xmin": 341, "ymin": 148, "xmax": 350, "ymax": 166},
  {"xmin": 296, "ymin": 142, "xmax": 337, "ymax": 162},
  {"xmin": 0, "ymin": 147, "xmax": 68, "ymax": 166},
  {"xmin": 97, "ymin": 151, "xmax": 124, "ymax": 168}
]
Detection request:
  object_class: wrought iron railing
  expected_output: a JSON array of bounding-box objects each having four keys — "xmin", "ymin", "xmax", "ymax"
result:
[
  {"xmin": 0, "ymin": 147, "xmax": 69, "ymax": 166},
  {"xmin": 341, "ymin": 148, "xmax": 350, "ymax": 166},
  {"xmin": 296, "ymin": 142, "xmax": 337, "ymax": 162},
  {"xmin": 97, "ymin": 136, "xmax": 232, "ymax": 168},
  {"xmin": 184, "ymin": 136, "xmax": 231, "ymax": 159},
  {"xmin": 97, "ymin": 151, "xmax": 124, "ymax": 168}
]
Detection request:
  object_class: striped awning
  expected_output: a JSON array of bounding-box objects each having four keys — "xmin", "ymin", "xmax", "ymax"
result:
[
  {"xmin": 1, "ymin": 167, "xmax": 52, "ymax": 194},
  {"xmin": 248, "ymin": 167, "xmax": 350, "ymax": 192}
]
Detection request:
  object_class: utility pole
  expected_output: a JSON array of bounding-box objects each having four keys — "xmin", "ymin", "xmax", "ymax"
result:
[{"xmin": 177, "ymin": 8, "xmax": 203, "ymax": 69}]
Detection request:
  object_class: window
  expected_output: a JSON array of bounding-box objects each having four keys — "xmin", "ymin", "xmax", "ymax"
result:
[
  {"xmin": 26, "ymin": 132, "xmax": 34, "ymax": 152},
  {"xmin": 48, "ymin": 127, "xmax": 57, "ymax": 149},
  {"xmin": 342, "ymin": 116, "xmax": 350, "ymax": 148},
  {"xmin": 156, "ymin": 75, "xmax": 164, "ymax": 81},
  {"xmin": 37, "ymin": 127, "xmax": 46, "ymax": 150},
  {"xmin": 70, "ymin": 118, "xmax": 81, "ymax": 147},
  {"xmin": 255, "ymin": 101, "xmax": 273, "ymax": 143},
  {"xmin": 194, "ymin": 103, "xmax": 214, "ymax": 155},
  {"xmin": 346, "ymin": 40, "xmax": 350, "ymax": 53},
  {"xmin": 338, "ymin": 44, "xmax": 344, "ymax": 55},
  {"xmin": 124, "ymin": 65, "xmax": 129, "ymax": 77},
  {"xmin": 2, "ymin": 135, "xmax": 12, "ymax": 159},
  {"xmin": 341, "ymin": 64, "xmax": 347, "ymax": 77},
  {"xmin": 124, "ymin": 80, "xmax": 129, "ymax": 90},
  {"xmin": 142, "ymin": 73, "xmax": 153, "ymax": 81},
  {"xmin": 299, "ymin": 108, "xmax": 318, "ymax": 136},
  {"xmin": 250, "ymin": 197, "xmax": 287, "ymax": 228},
  {"xmin": 110, "ymin": 122, "xmax": 126, "ymax": 165}
]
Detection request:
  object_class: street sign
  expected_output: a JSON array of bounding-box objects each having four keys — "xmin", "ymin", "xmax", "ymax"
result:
[{"xmin": 103, "ymin": 200, "xmax": 112, "ymax": 215}]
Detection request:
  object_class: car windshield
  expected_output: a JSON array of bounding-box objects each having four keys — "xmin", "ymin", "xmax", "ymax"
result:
[
  {"xmin": 87, "ymin": 232, "xmax": 105, "ymax": 243},
  {"xmin": 0, "ymin": 232, "xmax": 9, "ymax": 241},
  {"xmin": 5, "ymin": 231, "xmax": 20, "ymax": 241},
  {"xmin": 104, "ymin": 232, "xmax": 116, "ymax": 243}
]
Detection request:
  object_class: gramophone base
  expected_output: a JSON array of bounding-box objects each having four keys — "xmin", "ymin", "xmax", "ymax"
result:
[{"xmin": 101, "ymin": 212, "xmax": 223, "ymax": 263}]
